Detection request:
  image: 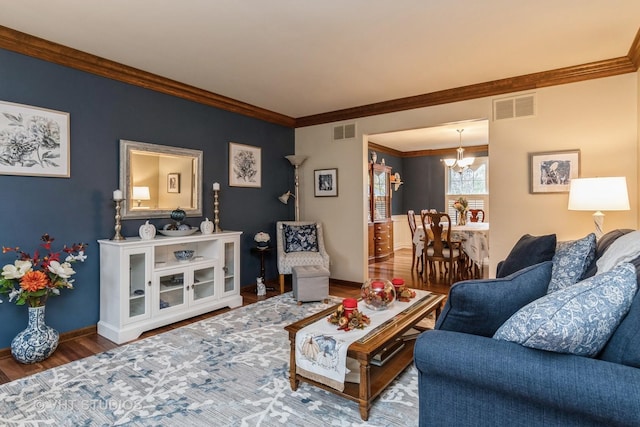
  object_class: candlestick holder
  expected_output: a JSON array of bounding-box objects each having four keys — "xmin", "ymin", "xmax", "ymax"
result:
[
  {"xmin": 213, "ymin": 189, "xmax": 223, "ymax": 232},
  {"xmin": 112, "ymin": 199, "xmax": 126, "ymax": 240}
]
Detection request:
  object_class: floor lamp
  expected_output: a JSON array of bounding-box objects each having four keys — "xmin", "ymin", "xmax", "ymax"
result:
[
  {"xmin": 280, "ymin": 155, "xmax": 307, "ymax": 221},
  {"xmin": 568, "ymin": 177, "xmax": 630, "ymax": 239}
]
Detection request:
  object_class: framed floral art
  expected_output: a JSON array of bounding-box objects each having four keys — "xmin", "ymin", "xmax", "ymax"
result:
[
  {"xmin": 229, "ymin": 142, "xmax": 261, "ymax": 188},
  {"xmin": 529, "ymin": 149, "xmax": 580, "ymax": 193},
  {"xmin": 314, "ymin": 168, "xmax": 338, "ymax": 197},
  {"xmin": 0, "ymin": 100, "xmax": 70, "ymax": 177}
]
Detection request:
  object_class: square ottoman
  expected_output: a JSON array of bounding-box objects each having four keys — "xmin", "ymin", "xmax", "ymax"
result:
[{"xmin": 292, "ymin": 265, "xmax": 330, "ymax": 304}]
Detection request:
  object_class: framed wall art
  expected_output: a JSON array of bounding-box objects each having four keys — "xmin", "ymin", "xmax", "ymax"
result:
[
  {"xmin": 529, "ymin": 149, "xmax": 580, "ymax": 193},
  {"xmin": 314, "ymin": 168, "xmax": 338, "ymax": 197},
  {"xmin": 229, "ymin": 142, "xmax": 261, "ymax": 188},
  {"xmin": 0, "ymin": 100, "xmax": 70, "ymax": 177},
  {"xmin": 167, "ymin": 173, "xmax": 180, "ymax": 193}
]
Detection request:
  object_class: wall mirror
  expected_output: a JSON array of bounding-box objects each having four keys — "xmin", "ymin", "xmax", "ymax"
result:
[{"xmin": 119, "ymin": 139, "xmax": 203, "ymax": 219}]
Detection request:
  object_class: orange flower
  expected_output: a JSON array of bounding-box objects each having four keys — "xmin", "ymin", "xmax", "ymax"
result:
[{"xmin": 20, "ymin": 270, "xmax": 49, "ymax": 292}]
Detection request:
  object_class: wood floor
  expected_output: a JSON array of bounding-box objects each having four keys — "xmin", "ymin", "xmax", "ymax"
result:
[{"xmin": 0, "ymin": 248, "xmax": 453, "ymax": 385}]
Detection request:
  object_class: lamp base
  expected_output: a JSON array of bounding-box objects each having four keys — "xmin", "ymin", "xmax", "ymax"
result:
[{"xmin": 593, "ymin": 211, "xmax": 605, "ymax": 240}]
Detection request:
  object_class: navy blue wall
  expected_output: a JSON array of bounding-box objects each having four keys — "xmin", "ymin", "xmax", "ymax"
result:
[
  {"xmin": 0, "ymin": 49, "xmax": 294, "ymax": 348},
  {"xmin": 402, "ymin": 156, "xmax": 447, "ymax": 213},
  {"xmin": 388, "ymin": 149, "xmax": 489, "ymax": 215}
]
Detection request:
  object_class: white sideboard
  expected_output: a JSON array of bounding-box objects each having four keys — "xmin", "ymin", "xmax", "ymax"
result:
[{"xmin": 98, "ymin": 231, "xmax": 242, "ymax": 344}]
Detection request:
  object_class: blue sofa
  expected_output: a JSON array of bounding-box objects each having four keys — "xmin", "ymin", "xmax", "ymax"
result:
[{"xmin": 414, "ymin": 230, "xmax": 640, "ymax": 426}]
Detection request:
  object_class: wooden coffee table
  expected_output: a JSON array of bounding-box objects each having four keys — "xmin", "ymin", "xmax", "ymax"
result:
[{"xmin": 284, "ymin": 292, "xmax": 446, "ymax": 420}]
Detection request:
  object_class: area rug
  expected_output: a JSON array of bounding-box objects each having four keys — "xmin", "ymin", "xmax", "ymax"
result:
[{"xmin": 0, "ymin": 293, "xmax": 426, "ymax": 426}]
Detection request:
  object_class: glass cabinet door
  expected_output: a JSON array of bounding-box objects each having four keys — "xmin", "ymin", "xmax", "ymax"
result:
[
  {"xmin": 192, "ymin": 266, "xmax": 216, "ymax": 302},
  {"xmin": 373, "ymin": 167, "xmax": 389, "ymax": 220},
  {"xmin": 157, "ymin": 272, "xmax": 186, "ymax": 312},
  {"xmin": 223, "ymin": 241, "xmax": 236, "ymax": 294},
  {"xmin": 126, "ymin": 249, "xmax": 150, "ymax": 322}
]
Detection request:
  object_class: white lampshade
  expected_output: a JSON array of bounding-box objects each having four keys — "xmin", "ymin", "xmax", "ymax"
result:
[
  {"xmin": 285, "ymin": 155, "xmax": 308, "ymax": 167},
  {"xmin": 568, "ymin": 177, "xmax": 629, "ymax": 239},
  {"xmin": 568, "ymin": 177, "xmax": 629, "ymax": 211},
  {"xmin": 278, "ymin": 190, "xmax": 293, "ymax": 204},
  {"xmin": 132, "ymin": 186, "xmax": 151, "ymax": 200}
]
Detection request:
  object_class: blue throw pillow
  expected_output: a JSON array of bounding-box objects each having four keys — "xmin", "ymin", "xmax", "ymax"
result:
[
  {"xmin": 547, "ymin": 233, "xmax": 596, "ymax": 293},
  {"xmin": 283, "ymin": 224, "xmax": 319, "ymax": 253},
  {"xmin": 496, "ymin": 234, "xmax": 556, "ymax": 278},
  {"xmin": 598, "ymin": 261, "xmax": 640, "ymax": 367},
  {"xmin": 435, "ymin": 261, "xmax": 552, "ymax": 337},
  {"xmin": 494, "ymin": 263, "xmax": 637, "ymax": 357}
]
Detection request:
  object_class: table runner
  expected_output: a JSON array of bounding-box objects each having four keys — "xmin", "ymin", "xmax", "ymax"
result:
[{"xmin": 294, "ymin": 289, "xmax": 430, "ymax": 391}]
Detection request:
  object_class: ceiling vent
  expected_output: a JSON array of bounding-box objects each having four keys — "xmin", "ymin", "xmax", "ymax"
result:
[
  {"xmin": 493, "ymin": 94, "xmax": 536, "ymax": 121},
  {"xmin": 333, "ymin": 123, "xmax": 356, "ymax": 141}
]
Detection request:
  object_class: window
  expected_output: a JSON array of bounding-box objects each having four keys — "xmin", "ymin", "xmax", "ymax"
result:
[{"xmin": 445, "ymin": 156, "xmax": 489, "ymax": 222}]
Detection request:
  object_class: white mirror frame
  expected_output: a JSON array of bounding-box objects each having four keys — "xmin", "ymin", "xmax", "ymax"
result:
[{"xmin": 119, "ymin": 139, "xmax": 203, "ymax": 219}]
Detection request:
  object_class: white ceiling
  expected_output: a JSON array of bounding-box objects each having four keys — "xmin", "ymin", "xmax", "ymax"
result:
[
  {"xmin": 368, "ymin": 119, "xmax": 489, "ymax": 152},
  {"xmin": 1, "ymin": 1, "xmax": 638, "ymax": 149}
]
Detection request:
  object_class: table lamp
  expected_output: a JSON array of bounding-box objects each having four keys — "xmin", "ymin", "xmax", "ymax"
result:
[
  {"xmin": 132, "ymin": 186, "xmax": 151, "ymax": 208},
  {"xmin": 568, "ymin": 177, "xmax": 629, "ymax": 239}
]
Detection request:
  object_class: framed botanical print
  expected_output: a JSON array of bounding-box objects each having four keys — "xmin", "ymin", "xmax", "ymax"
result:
[
  {"xmin": 0, "ymin": 100, "xmax": 70, "ymax": 177},
  {"xmin": 229, "ymin": 142, "xmax": 261, "ymax": 188},
  {"xmin": 167, "ymin": 173, "xmax": 180, "ymax": 193},
  {"xmin": 529, "ymin": 149, "xmax": 580, "ymax": 193},
  {"xmin": 314, "ymin": 168, "xmax": 338, "ymax": 197}
]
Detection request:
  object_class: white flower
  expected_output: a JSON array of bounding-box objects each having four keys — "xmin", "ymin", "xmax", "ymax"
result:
[
  {"xmin": 254, "ymin": 232, "xmax": 270, "ymax": 243},
  {"xmin": 65, "ymin": 250, "xmax": 87, "ymax": 263},
  {"xmin": 8, "ymin": 288, "xmax": 21, "ymax": 302},
  {"xmin": 1, "ymin": 260, "xmax": 33, "ymax": 280},
  {"xmin": 48, "ymin": 261, "xmax": 76, "ymax": 279}
]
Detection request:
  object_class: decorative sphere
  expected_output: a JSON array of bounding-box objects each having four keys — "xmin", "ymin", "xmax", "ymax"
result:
[
  {"xmin": 170, "ymin": 207, "xmax": 187, "ymax": 222},
  {"xmin": 361, "ymin": 278, "xmax": 395, "ymax": 310}
]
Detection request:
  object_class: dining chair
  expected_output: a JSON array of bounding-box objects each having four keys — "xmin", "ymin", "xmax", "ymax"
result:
[
  {"xmin": 407, "ymin": 210, "xmax": 423, "ymax": 272},
  {"xmin": 421, "ymin": 212, "xmax": 462, "ymax": 285},
  {"xmin": 468, "ymin": 209, "xmax": 485, "ymax": 223}
]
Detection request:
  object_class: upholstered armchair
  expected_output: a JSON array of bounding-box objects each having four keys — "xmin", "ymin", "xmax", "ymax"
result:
[{"xmin": 276, "ymin": 221, "xmax": 330, "ymax": 294}]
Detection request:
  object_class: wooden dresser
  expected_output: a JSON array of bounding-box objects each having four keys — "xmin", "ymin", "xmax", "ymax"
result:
[{"xmin": 368, "ymin": 162, "xmax": 394, "ymax": 263}]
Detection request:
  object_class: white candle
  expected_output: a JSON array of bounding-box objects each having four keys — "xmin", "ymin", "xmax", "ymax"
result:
[
  {"xmin": 212, "ymin": 182, "xmax": 220, "ymax": 191},
  {"xmin": 113, "ymin": 189, "xmax": 123, "ymax": 200}
]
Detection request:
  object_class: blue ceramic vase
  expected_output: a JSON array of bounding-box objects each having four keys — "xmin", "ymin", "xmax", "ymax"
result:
[{"xmin": 11, "ymin": 305, "xmax": 59, "ymax": 364}]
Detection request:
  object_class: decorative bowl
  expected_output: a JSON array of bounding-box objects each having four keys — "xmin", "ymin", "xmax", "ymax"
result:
[
  {"xmin": 361, "ymin": 278, "xmax": 395, "ymax": 310},
  {"xmin": 174, "ymin": 250, "xmax": 195, "ymax": 262},
  {"xmin": 158, "ymin": 227, "xmax": 198, "ymax": 237}
]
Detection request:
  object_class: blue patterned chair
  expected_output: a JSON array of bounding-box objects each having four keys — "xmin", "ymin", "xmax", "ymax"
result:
[{"xmin": 276, "ymin": 221, "xmax": 330, "ymax": 294}]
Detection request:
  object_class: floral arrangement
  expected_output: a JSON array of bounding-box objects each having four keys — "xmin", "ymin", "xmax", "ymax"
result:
[
  {"xmin": 395, "ymin": 286, "xmax": 417, "ymax": 302},
  {"xmin": 254, "ymin": 232, "xmax": 270, "ymax": 244},
  {"xmin": 328, "ymin": 303, "xmax": 370, "ymax": 331},
  {"xmin": 391, "ymin": 278, "xmax": 417, "ymax": 302},
  {"xmin": 453, "ymin": 197, "xmax": 468, "ymax": 214},
  {"xmin": 0, "ymin": 234, "xmax": 88, "ymax": 307}
]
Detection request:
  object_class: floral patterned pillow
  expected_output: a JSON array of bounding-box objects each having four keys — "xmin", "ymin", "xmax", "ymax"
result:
[
  {"xmin": 284, "ymin": 224, "xmax": 319, "ymax": 253},
  {"xmin": 547, "ymin": 233, "xmax": 596, "ymax": 293},
  {"xmin": 493, "ymin": 263, "xmax": 637, "ymax": 357}
]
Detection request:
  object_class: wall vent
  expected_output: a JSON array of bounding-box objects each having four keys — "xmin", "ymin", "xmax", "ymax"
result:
[
  {"xmin": 333, "ymin": 123, "xmax": 356, "ymax": 141},
  {"xmin": 493, "ymin": 94, "xmax": 536, "ymax": 121}
]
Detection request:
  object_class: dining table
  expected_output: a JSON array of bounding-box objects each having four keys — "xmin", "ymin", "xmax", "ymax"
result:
[{"xmin": 413, "ymin": 222, "xmax": 490, "ymax": 278}]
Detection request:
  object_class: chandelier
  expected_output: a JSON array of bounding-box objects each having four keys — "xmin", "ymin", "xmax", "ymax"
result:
[{"xmin": 443, "ymin": 129, "xmax": 474, "ymax": 173}]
